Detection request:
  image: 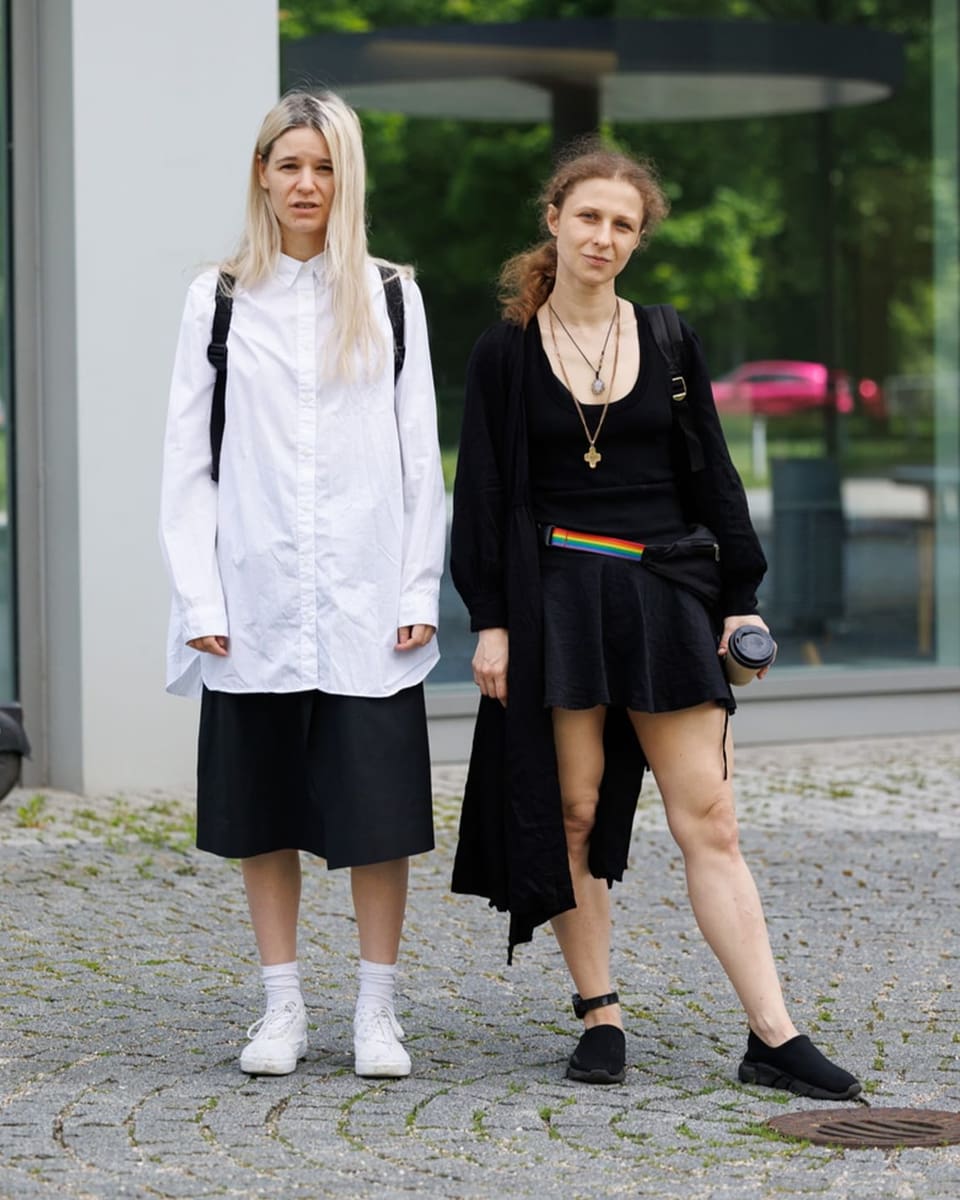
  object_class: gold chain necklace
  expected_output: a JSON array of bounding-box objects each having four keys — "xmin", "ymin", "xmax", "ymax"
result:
[
  {"xmin": 547, "ymin": 300, "xmax": 621, "ymax": 469},
  {"xmin": 547, "ymin": 301, "xmax": 618, "ymax": 395}
]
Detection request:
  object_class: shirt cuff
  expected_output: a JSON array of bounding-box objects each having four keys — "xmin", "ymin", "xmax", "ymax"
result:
[
  {"xmin": 182, "ymin": 603, "xmax": 229, "ymax": 642},
  {"xmin": 398, "ymin": 590, "xmax": 439, "ymax": 630}
]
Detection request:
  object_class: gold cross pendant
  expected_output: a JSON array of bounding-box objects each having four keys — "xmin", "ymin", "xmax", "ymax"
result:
[{"xmin": 584, "ymin": 445, "xmax": 602, "ymax": 469}]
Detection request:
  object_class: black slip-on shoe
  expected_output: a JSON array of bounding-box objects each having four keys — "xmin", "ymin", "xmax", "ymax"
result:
[{"xmin": 738, "ymin": 1031, "xmax": 862, "ymax": 1101}]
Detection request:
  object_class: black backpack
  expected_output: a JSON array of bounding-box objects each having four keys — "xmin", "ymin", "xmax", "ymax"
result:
[{"xmin": 205, "ymin": 264, "xmax": 406, "ymax": 482}]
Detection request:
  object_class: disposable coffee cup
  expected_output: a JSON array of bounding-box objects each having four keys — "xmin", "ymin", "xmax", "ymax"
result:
[{"xmin": 724, "ymin": 626, "xmax": 777, "ymax": 686}]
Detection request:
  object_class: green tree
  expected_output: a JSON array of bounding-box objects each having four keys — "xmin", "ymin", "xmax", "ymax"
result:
[{"xmin": 281, "ymin": 0, "xmax": 935, "ymax": 431}]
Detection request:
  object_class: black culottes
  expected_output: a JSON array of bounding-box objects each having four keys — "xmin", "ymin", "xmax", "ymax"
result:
[{"xmin": 196, "ymin": 684, "xmax": 434, "ymax": 867}]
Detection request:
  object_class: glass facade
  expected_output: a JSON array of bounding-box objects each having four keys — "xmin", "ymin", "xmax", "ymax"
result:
[
  {"xmin": 0, "ymin": 0, "xmax": 17, "ymax": 700},
  {"xmin": 280, "ymin": 1, "xmax": 959, "ymax": 687}
]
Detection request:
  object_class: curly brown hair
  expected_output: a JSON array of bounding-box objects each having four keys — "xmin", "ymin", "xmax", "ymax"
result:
[{"xmin": 498, "ymin": 140, "xmax": 669, "ymax": 328}]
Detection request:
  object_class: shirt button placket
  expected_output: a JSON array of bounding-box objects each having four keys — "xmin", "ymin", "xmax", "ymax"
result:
[{"xmin": 296, "ymin": 268, "xmax": 319, "ymax": 685}]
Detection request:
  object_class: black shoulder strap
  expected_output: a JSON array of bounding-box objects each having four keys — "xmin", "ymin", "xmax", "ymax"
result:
[
  {"xmin": 378, "ymin": 263, "xmax": 406, "ymax": 383},
  {"xmin": 644, "ymin": 303, "xmax": 705, "ymax": 473},
  {"xmin": 207, "ymin": 271, "xmax": 234, "ymax": 483}
]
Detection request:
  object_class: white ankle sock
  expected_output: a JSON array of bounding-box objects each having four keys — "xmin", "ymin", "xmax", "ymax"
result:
[
  {"xmin": 261, "ymin": 961, "xmax": 302, "ymax": 1010},
  {"xmin": 357, "ymin": 959, "xmax": 398, "ymax": 1013}
]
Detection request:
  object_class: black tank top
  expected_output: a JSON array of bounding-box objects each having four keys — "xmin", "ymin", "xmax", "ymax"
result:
[{"xmin": 526, "ymin": 305, "xmax": 692, "ymax": 544}]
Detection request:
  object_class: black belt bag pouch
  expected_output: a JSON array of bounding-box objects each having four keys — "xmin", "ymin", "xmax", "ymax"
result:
[{"xmin": 641, "ymin": 524, "xmax": 722, "ymax": 609}]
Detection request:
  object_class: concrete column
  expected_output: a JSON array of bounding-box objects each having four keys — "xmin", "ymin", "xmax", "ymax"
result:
[{"xmin": 15, "ymin": 0, "xmax": 278, "ymax": 791}]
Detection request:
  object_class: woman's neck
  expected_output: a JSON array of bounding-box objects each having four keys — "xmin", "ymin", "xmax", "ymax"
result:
[
  {"xmin": 281, "ymin": 233, "xmax": 327, "ymax": 262},
  {"xmin": 548, "ymin": 278, "xmax": 618, "ymax": 326}
]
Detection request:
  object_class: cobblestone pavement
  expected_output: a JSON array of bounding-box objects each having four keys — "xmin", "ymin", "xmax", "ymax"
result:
[{"xmin": 1, "ymin": 733, "xmax": 958, "ymax": 1200}]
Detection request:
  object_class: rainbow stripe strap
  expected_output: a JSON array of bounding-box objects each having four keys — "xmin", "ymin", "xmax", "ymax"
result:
[{"xmin": 544, "ymin": 525, "xmax": 646, "ymax": 561}]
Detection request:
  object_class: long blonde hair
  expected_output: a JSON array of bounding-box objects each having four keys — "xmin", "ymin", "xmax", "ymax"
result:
[
  {"xmin": 223, "ymin": 90, "xmax": 399, "ymax": 379},
  {"xmin": 499, "ymin": 141, "xmax": 670, "ymax": 328}
]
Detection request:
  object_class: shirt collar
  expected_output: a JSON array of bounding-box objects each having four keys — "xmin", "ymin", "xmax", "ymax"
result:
[{"xmin": 276, "ymin": 251, "xmax": 326, "ymax": 288}]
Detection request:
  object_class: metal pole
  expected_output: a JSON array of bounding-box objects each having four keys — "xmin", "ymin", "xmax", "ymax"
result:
[{"xmin": 550, "ymin": 81, "xmax": 601, "ymax": 157}]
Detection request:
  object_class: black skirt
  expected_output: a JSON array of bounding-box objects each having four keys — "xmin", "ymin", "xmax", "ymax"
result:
[
  {"xmin": 196, "ymin": 684, "xmax": 434, "ymax": 867},
  {"xmin": 540, "ymin": 546, "xmax": 734, "ymax": 714}
]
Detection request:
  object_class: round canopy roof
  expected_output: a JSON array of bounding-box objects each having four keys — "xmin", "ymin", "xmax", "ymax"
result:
[{"xmin": 282, "ymin": 18, "xmax": 904, "ymax": 123}]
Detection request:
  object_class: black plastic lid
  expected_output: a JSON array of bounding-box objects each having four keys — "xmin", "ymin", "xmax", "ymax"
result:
[{"xmin": 728, "ymin": 626, "xmax": 777, "ymax": 669}]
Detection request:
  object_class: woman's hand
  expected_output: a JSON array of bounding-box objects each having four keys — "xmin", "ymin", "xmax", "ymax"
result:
[
  {"xmin": 472, "ymin": 627, "xmax": 509, "ymax": 706},
  {"xmin": 187, "ymin": 635, "xmax": 229, "ymax": 657},
  {"xmin": 718, "ymin": 614, "xmax": 775, "ymax": 679},
  {"xmin": 396, "ymin": 624, "xmax": 436, "ymax": 651}
]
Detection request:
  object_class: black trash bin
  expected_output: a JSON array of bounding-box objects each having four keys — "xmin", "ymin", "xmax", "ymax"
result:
[
  {"xmin": 0, "ymin": 707, "xmax": 30, "ymax": 802},
  {"xmin": 770, "ymin": 457, "xmax": 844, "ymax": 634}
]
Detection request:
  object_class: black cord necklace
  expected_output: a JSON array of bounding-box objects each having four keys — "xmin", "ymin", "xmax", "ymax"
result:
[{"xmin": 547, "ymin": 302, "xmax": 619, "ymax": 395}]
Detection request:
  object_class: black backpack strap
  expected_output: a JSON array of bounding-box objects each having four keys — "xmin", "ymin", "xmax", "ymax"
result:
[
  {"xmin": 644, "ymin": 303, "xmax": 705, "ymax": 473},
  {"xmin": 378, "ymin": 264, "xmax": 405, "ymax": 383},
  {"xmin": 207, "ymin": 271, "xmax": 234, "ymax": 483}
]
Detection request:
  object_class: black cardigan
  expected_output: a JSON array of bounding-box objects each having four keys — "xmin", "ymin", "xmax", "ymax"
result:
[{"xmin": 449, "ymin": 310, "xmax": 766, "ymax": 960}]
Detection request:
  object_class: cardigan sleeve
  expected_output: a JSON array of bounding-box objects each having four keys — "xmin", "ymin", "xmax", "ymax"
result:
[
  {"xmin": 450, "ymin": 325, "xmax": 511, "ymax": 631},
  {"xmin": 678, "ymin": 321, "xmax": 768, "ymax": 617}
]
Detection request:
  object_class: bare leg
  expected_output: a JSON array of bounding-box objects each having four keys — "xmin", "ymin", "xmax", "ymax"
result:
[
  {"xmin": 351, "ymin": 857, "xmax": 409, "ymax": 964},
  {"xmin": 549, "ymin": 706, "xmax": 622, "ymax": 1030},
  {"xmin": 238, "ymin": 850, "xmax": 307, "ymax": 1076},
  {"xmin": 629, "ymin": 704, "xmax": 796, "ymax": 1046},
  {"xmin": 349, "ymin": 857, "xmax": 411, "ymax": 1077},
  {"xmin": 241, "ymin": 849, "xmax": 301, "ymax": 966}
]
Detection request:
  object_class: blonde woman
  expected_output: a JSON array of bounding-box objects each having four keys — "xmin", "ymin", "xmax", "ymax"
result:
[{"xmin": 160, "ymin": 92, "xmax": 445, "ymax": 1079}]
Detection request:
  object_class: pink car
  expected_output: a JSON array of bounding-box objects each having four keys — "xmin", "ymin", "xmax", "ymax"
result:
[{"xmin": 711, "ymin": 360, "xmax": 885, "ymax": 420}]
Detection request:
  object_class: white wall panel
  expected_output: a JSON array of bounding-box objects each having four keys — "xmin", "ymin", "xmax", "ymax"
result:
[{"xmin": 24, "ymin": 0, "xmax": 278, "ymax": 791}]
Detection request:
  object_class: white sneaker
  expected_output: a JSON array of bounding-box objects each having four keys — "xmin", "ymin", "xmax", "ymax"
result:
[
  {"xmin": 353, "ymin": 1005, "xmax": 411, "ymax": 1078},
  {"xmin": 239, "ymin": 999, "xmax": 308, "ymax": 1075}
]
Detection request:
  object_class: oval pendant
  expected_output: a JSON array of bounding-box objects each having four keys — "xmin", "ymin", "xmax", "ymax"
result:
[{"xmin": 591, "ymin": 378, "xmax": 605, "ymax": 395}]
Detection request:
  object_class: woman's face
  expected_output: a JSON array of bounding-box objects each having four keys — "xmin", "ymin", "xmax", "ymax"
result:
[
  {"xmin": 547, "ymin": 176, "xmax": 644, "ymax": 289},
  {"xmin": 258, "ymin": 126, "xmax": 336, "ymax": 259}
]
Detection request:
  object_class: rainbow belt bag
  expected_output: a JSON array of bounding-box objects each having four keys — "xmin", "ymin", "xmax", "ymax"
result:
[
  {"xmin": 543, "ymin": 527, "xmax": 648, "ymax": 560},
  {"xmin": 541, "ymin": 523, "xmax": 722, "ymax": 609}
]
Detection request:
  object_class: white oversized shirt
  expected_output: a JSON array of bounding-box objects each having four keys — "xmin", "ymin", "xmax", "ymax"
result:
[{"xmin": 160, "ymin": 254, "xmax": 446, "ymax": 699}]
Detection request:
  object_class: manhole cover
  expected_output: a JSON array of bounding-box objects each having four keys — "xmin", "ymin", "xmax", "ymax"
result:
[{"xmin": 768, "ymin": 1108, "xmax": 960, "ymax": 1149}]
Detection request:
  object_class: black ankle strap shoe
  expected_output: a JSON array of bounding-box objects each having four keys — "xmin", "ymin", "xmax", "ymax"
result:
[
  {"xmin": 566, "ymin": 1025, "xmax": 626, "ymax": 1084},
  {"xmin": 571, "ymin": 991, "xmax": 619, "ymax": 1019}
]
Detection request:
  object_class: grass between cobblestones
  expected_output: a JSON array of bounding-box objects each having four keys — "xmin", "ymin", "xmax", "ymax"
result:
[{"xmin": 1, "ymin": 735, "xmax": 959, "ymax": 1199}]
